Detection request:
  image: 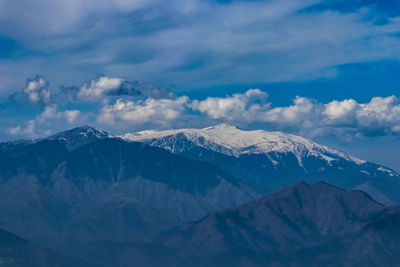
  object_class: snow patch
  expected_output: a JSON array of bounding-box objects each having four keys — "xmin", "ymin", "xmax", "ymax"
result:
[{"xmin": 378, "ymin": 167, "xmax": 396, "ymax": 177}]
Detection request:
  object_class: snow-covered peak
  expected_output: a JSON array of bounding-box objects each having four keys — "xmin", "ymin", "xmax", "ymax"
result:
[
  {"xmin": 46, "ymin": 125, "xmax": 113, "ymax": 151},
  {"xmin": 48, "ymin": 125, "xmax": 111, "ymax": 139},
  {"xmin": 122, "ymin": 124, "xmax": 366, "ymax": 165}
]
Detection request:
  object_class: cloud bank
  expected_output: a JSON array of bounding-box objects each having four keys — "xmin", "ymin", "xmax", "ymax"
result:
[
  {"xmin": 191, "ymin": 91, "xmax": 400, "ymax": 138},
  {"xmin": 4, "ymin": 75, "xmax": 400, "ymax": 140}
]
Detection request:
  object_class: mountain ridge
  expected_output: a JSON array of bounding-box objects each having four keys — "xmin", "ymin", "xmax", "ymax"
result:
[
  {"xmin": 122, "ymin": 123, "xmax": 400, "ymax": 204},
  {"xmin": 124, "ymin": 181, "xmax": 399, "ymax": 267},
  {"xmin": 123, "ymin": 123, "xmax": 368, "ymax": 166},
  {"xmin": 0, "ymin": 126, "xmax": 258, "ymax": 265}
]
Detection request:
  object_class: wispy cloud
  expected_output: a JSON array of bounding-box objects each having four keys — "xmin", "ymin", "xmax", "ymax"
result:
[{"xmin": 1, "ymin": 0, "xmax": 400, "ymax": 90}]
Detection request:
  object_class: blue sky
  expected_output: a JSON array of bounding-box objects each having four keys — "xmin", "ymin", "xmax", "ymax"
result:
[{"xmin": 0, "ymin": 0, "xmax": 399, "ymax": 171}]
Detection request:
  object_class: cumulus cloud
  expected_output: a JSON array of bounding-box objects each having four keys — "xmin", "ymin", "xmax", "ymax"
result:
[
  {"xmin": 4, "ymin": 75, "xmax": 400, "ymax": 141},
  {"xmin": 7, "ymin": 74, "xmax": 175, "ymax": 107},
  {"xmin": 7, "ymin": 120, "xmax": 36, "ymax": 136},
  {"xmin": 356, "ymin": 96, "xmax": 400, "ymax": 135},
  {"xmin": 192, "ymin": 89, "xmax": 270, "ymax": 122},
  {"xmin": 324, "ymin": 99, "xmax": 358, "ymax": 125},
  {"xmin": 64, "ymin": 109, "xmax": 81, "ymax": 124},
  {"xmin": 77, "ymin": 76, "xmax": 141, "ymax": 101},
  {"xmin": 9, "ymin": 75, "xmax": 52, "ymax": 106},
  {"xmin": 98, "ymin": 96, "xmax": 189, "ymax": 126},
  {"xmin": 7, "ymin": 105, "xmax": 82, "ymax": 137},
  {"xmin": 191, "ymin": 89, "xmax": 400, "ymax": 138},
  {"xmin": 66, "ymin": 75, "xmax": 175, "ymax": 102}
]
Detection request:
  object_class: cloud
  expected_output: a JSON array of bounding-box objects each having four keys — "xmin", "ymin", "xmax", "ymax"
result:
[
  {"xmin": 9, "ymin": 75, "xmax": 52, "ymax": 106},
  {"xmin": 98, "ymin": 96, "xmax": 189, "ymax": 126},
  {"xmin": 324, "ymin": 99, "xmax": 358, "ymax": 124},
  {"xmin": 7, "ymin": 105, "xmax": 82, "ymax": 137},
  {"xmin": 77, "ymin": 76, "xmax": 141, "ymax": 101},
  {"xmin": 263, "ymin": 97, "xmax": 319, "ymax": 126},
  {"xmin": 191, "ymin": 89, "xmax": 400, "ymax": 138},
  {"xmin": 6, "ymin": 74, "xmax": 175, "ymax": 107},
  {"xmin": 264, "ymin": 95, "xmax": 400, "ymax": 137},
  {"xmin": 1, "ymin": 0, "xmax": 400, "ymax": 90},
  {"xmin": 7, "ymin": 120, "xmax": 36, "ymax": 136},
  {"xmin": 356, "ymin": 96, "xmax": 400, "ymax": 135},
  {"xmin": 191, "ymin": 89, "xmax": 270, "ymax": 122},
  {"xmin": 3, "ymin": 76, "xmax": 400, "ymax": 141},
  {"xmin": 77, "ymin": 76, "xmax": 175, "ymax": 101},
  {"xmin": 64, "ymin": 109, "xmax": 81, "ymax": 124}
]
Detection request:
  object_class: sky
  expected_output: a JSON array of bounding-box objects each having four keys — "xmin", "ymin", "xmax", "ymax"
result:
[{"xmin": 0, "ymin": 0, "xmax": 399, "ymax": 171}]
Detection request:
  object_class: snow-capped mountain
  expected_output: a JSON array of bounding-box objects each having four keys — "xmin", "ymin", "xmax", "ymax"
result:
[
  {"xmin": 124, "ymin": 123, "xmax": 365, "ymax": 165},
  {"xmin": 44, "ymin": 125, "xmax": 113, "ymax": 151},
  {"xmin": 123, "ymin": 123, "xmax": 400, "ymax": 204}
]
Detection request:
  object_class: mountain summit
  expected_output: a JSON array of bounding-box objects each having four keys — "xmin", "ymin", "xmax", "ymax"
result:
[
  {"xmin": 46, "ymin": 125, "xmax": 112, "ymax": 151},
  {"xmin": 123, "ymin": 123, "xmax": 365, "ymax": 163},
  {"xmin": 128, "ymin": 181, "xmax": 400, "ymax": 267}
]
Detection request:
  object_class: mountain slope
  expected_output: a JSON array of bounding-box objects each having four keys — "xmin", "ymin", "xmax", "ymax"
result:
[
  {"xmin": 126, "ymin": 182, "xmax": 400, "ymax": 267},
  {"xmin": 124, "ymin": 123, "xmax": 400, "ymax": 204},
  {"xmin": 0, "ymin": 228, "xmax": 93, "ymax": 267},
  {"xmin": 46, "ymin": 125, "xmax": 112, "ymax": 151},
  {"xmin": 0, "ymin": 126, "xmax": 257, "ymax": 265}
]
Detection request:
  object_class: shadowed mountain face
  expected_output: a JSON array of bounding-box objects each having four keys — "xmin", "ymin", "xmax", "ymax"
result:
[
  {"xmin": 125, "ymin": 182, "xmax": 400, "ymax": 267},
  {"xmin": 0, "ymin": 228, "xmax": 93, "ymax": 267},
  {"xmin": 125, "ymin": 124, "xmax": 400, "ymax": 205},
  {"xmin": 0, "ymin": 126, "xmax": 257, "ymax": 265}
]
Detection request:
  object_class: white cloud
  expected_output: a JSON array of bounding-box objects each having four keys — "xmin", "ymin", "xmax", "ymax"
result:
[
  {"xmin": 7, "ymin": 120, "xmax": 35, "ymax": 136},
  {"xmin": 4, "ymin": 75, "xmax": 400, "ymax": 141},
  {"xmin": 77, "ymin": 76, "xmax": 125, "ymax": 101},
  {"xmin": 2, "ymin": 0, "xmax": 400, "ymax": 90},
  {"xmin": 98, "ymin": 96, "xmax": 189, "ymax": 126},
  {"xmin": 7, "ymin": 105, "xmax": 83, "ymax": 137},
  {"xmin": 9, "ymin": 75, "xmax": 52, "ymax": 105},
  {"xmin": 75, "ymin": 76, "xmax": 173, "ymax": 101},
  {"xmin": 192, "ymin": 89, "xmax": 270, "ymax": 122},
  {"xmin": 324, "ymin": 99, "xmax": 358, "ymax": 124},
  {"xmin": 64, "ymin": 109, "xmax": 81, "ymax": 123},
  {"xmin": 356, "ymin": 96, "xmax": 400, "ymax": 133},
  {"xmin": 264, "ymin": 97, "xmax": 318, "ymax": 125},
  {"xmin": 191, "ymin": 90, "xmax": 400, "ymax": 138}
]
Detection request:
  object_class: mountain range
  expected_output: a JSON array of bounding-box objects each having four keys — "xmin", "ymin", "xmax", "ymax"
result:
[
  {"xmin": 0, "ymin": 124, "xmax": 399, "ymax": 266},
  {"xmin": 0, "ymin": 126, "xmax": 256, "ymax": 265},
  {"xmin": 124, "ymin": 123, "xmax": 400, "ymax": 205},
  {"xmin": 125, "ymin": 181, "xmax": 400, "ymax": 267}
]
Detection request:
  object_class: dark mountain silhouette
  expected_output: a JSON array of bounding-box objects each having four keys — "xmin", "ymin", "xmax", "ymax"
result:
[
  {"xmin": 125, "ymin": 181, "xmax": 400, "ymax": 267},
  {"xmin": 0, "ymin": 228, "xmax": 94, "ymax": 267}
]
